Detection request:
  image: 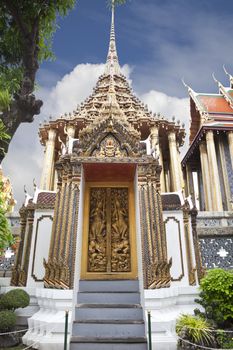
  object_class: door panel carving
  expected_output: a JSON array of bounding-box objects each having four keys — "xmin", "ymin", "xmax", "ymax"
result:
[
  {"xmin": 88, "ymin": 188, "xmax": 107, "ymax": 272},
  {"xmin": 88, "ymin": 187, "xmax": 131, "ymax": 274}
]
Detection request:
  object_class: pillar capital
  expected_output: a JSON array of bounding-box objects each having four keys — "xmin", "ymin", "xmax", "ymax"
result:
[
  {"xmin": 227, "ymin": 130, "xmax": 233, "ymax": 141},
  {"xmin": 66, "ymin": 124, "xmax": 76, "ymax": 138},
  {"xmin": 150, "ymin": 125, "xmax": 159, "ymax": 137},
  {"xmin": 199, "ymin": 141, "xmax": 207, "ymax": 153},
  {"xmin": 206, "ymin": 130, "xmax": 214, "ymax": 142},
  {"xmin": 168, "ymin": 131, "xmax": 176, "ymax": 143},
  {"xmin": 48, "ymin": 128, "xmax": 57, "ymax": 142},
  {"xmin": 150, "ymin": 126, "xmax": 159, "ymax": 148}
]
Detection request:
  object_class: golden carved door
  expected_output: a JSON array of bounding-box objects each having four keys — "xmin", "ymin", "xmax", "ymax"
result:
[{"xmin": 81, "ymin": 183, "xmax": 137, "ymax": 280}]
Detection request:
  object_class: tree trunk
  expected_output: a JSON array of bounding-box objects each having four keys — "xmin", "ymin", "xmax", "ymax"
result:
[{"xmin": 0, "ymin": 94, "xmax": 43, "ymax": 163}]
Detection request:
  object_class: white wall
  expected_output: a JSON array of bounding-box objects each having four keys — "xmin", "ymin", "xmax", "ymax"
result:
[
  {"xmin": 163, "ymin": 210, "xmax": 196, "ymax": 287},
  {"xmin": 27, "ymin": 209, "xmax": 54, "ymax": 287}
]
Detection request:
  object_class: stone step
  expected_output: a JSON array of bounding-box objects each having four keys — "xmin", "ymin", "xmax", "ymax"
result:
[
  {"xmin": 72, "ymin": 320, "xmax": 145, "ymax": 337},
  {"xmin": 75, "ymin": 306, "xmax": 143, "ymax": 320},
  {"xmin": 79, "ymin": 280, "xmax": 139, "ymax": 292},
  {"xmin": 77, "ymin": 303, "xmax": 141, "ymax": 308},
  {"xmin": 70, "ymin": 337, "xmax": 147, "ymax": 350},
  {"xmin": 78, "ymin": 292, "xmax": 140, "ymax": 304}
]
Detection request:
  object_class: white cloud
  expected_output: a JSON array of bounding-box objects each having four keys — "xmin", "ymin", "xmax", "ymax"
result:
[
  {"xmin": 140, "ymin": 90, "xmax": 189, "ymax": 125},
  {"xmin": 2, "ymin": 63, "xmax": 190, "ymax": 208}
]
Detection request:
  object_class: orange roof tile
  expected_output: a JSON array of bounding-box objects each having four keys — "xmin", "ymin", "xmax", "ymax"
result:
[
  {"xmin": 198, "ymin": 95, "xmax": 233, "ymax": 113},
  {"xmin": 228, "ymin": 90, "xmax": 233, "ymax": 98}
]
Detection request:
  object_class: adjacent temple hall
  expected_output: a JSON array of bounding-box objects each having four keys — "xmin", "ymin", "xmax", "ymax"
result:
[{"xmin": 10, "ymin": 4, "xmax": 233, "ymax": 350}]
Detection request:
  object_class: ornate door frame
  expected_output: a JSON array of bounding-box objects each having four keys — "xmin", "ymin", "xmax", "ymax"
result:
[{"xmin": 81, "ymin": 182, "xmax": 138, "ymax": 280}]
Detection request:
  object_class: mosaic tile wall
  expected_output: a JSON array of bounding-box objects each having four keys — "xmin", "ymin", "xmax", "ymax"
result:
[{"xmin": 199, "ymin": 235, "xmax": 233, "ymax": 269}]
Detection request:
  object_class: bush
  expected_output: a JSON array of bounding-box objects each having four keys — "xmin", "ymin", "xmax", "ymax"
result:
[
  {"xmin": 0, "ymin": 310, "xmax": 16, "ymax": 331},
  {"xmin": 216, "ymin": 330, "xmax": 233, "ymax": 349},
  {"xmin": 0, "ymin": 289, "xmax": 30, "ymax": 311},
  {"xmin": 195, "ymin": 269, "xmax": 233, "ymax": 327},
  {"xmin": 176, "ymin": 314, "xmax": 215, "ymax": 347}
]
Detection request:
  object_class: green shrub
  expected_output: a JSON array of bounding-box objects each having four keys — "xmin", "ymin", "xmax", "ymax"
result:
[
  {"xmin": 216, "ymin": 330, "xmax": 233, "ymax": 349},
  {"xmin": 0, "ymin": 289, "xmax": 30, "ymax": 311},
  {"xmin": 0, "ymin": 310, "xmax": 16, "ymax": 331},
  {"xmin": 176, "ymin": 314, "xmax": 215, "ymax": 347},
  {"xmin": 195, "ymin": 269, "xmax": 233, "ymax": 327}
]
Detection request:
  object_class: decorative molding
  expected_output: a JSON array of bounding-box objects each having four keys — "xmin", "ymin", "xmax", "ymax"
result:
[
  {"xmin": 182, "ymin": 202, "xmax": 196, "ymax": 286},
  {"xmin": 11, "ymin": 206, "xmax": 28, "ymax": 286},
  {"xmin": 138, "ymin": 160, "xmax": 172, "ymax": 289},
  {"xmin": 31, "ymin": 215, "xmax": 53, "ymax": 282},
  {"xmin": 164, "ymin": 217, "xmax": 184, "ymax": 282}
]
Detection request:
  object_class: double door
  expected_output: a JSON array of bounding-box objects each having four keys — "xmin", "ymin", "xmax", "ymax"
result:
[{"xmin": 81, "ymin": 183, "xmax": 137, "ymax": 280}]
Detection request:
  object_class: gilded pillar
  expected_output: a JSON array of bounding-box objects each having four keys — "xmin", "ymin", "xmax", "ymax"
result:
[
  {"xmin": 199, "ymin": 142, "xmax": 212, "ymax": 211},
  {"xmin": 164, "ymin": 163, "xmax": 171, "ymax": 192},
  {"xmin": 18, "ymin": 204, "xmax": 35, "ymax": 286},
  {"xmin": 138, "ymin": 159, "xmax": 171, "ymax": 289},
  {"xmin": 168, "ymin": 131, "xmax": 181, "ymax": 192},
  {"xmin": 64, "ymin": 163, "xmax": 81, "ymax": 288},
  {"xmin": 150, "ymin": 126, "xmax": 166, "ymax": 192},
  {"xmin": 218, "ymin": 139, "xmax": 231, "ymax": 210},
  {"xmin": 206, "ymin": 130, "xmax": 223, "ymax": 211},
  {"xmin": 40, "ymin": 128, "xmax": 57, "ymax": 191},
  {"xmin": 11, "ymin": 206, "xmax": 27, "ymax": 286},
  {"xmin": 186, "ymin": 165, "xmax": 195, "ymax": 205},
  {"xmin": 176, "ymin": 142, "xmax": 185, "ymax": 190},
  {"xmin": 43, "ymin": 160, "xmax": 81, "ymax": 289},
  {"xmin": 227, "ymin": 131, "xmax": 233, "ymax": 168},
  {"xmin": 183, "ymin": 201, "xmax": 196, "ymax": 286}
]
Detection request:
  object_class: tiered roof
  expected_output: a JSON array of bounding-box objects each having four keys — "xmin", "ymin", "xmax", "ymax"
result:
[{"xmin": 39, "ymin": 4, "xmax": 185, "ymax": 151}]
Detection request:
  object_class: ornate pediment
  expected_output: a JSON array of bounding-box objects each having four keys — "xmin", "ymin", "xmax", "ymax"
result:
[
  {"xmin": 91, "ymin": 133, "xmax": 128, "ymax": 158},
  {"xmin": 76, "ymin": 113, "xmax": 143, "ymax": 158}
]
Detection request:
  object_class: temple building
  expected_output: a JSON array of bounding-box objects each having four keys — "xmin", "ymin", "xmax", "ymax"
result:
[
  {"xmin": 7, "ymin": 4, "xmax": 232, "ymax": 350},
  {"xmin": 182, "ymin": 72, "xmax": 233, "ymax": 270}
]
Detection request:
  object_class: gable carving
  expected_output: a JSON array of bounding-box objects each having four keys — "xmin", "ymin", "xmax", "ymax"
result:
[
  {"xmin": 77, "ymin": 115, "xmax": 143, "ymax": 158},
  {"xmin": 91, "ymin": 134, "xmax": 128, "ymax": 158}
]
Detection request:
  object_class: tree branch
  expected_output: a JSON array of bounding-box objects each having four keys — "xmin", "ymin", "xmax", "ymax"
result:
[{"xmin": 2, "ymin": 1, "xmax": 30, "ymax": 40}]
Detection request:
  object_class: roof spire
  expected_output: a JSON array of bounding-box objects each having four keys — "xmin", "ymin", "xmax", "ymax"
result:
[
  {"xmin": 105, "ymin": 0, "xmax": 121, "ymax": 76},
  {"xmin": 223, "ymin": 65, "xmax": 233, "ymax": 88}
]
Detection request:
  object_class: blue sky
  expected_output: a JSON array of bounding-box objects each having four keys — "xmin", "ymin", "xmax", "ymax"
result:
[
  {"xmin": 39, "ymin": 0, "xmax": 233, "ymax": 96},
  {"xmin": 3, "ymin": 0, "xmax": 233, "ymax": 207}
]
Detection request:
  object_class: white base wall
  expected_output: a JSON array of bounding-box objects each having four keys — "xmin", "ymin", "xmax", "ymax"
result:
[
  {"xmin": 22, "ymin": 289, "xmax": 73, "ymax": 350},
  {"xmin": 145, "ymin": 286, "xmax": 200, "ymax": 350},
  {"xmin": 20, "ymin": 286, "xmax": 199, "ymax": 350}
]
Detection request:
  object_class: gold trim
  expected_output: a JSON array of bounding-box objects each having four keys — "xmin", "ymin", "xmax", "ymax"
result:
[
  {"xmin": 81, "ymin": 182, "xmax": 138, "ymax": 280},
  {"xmin": 11, "ymin": 206, "xmax": 28, "ymax": 286}
]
